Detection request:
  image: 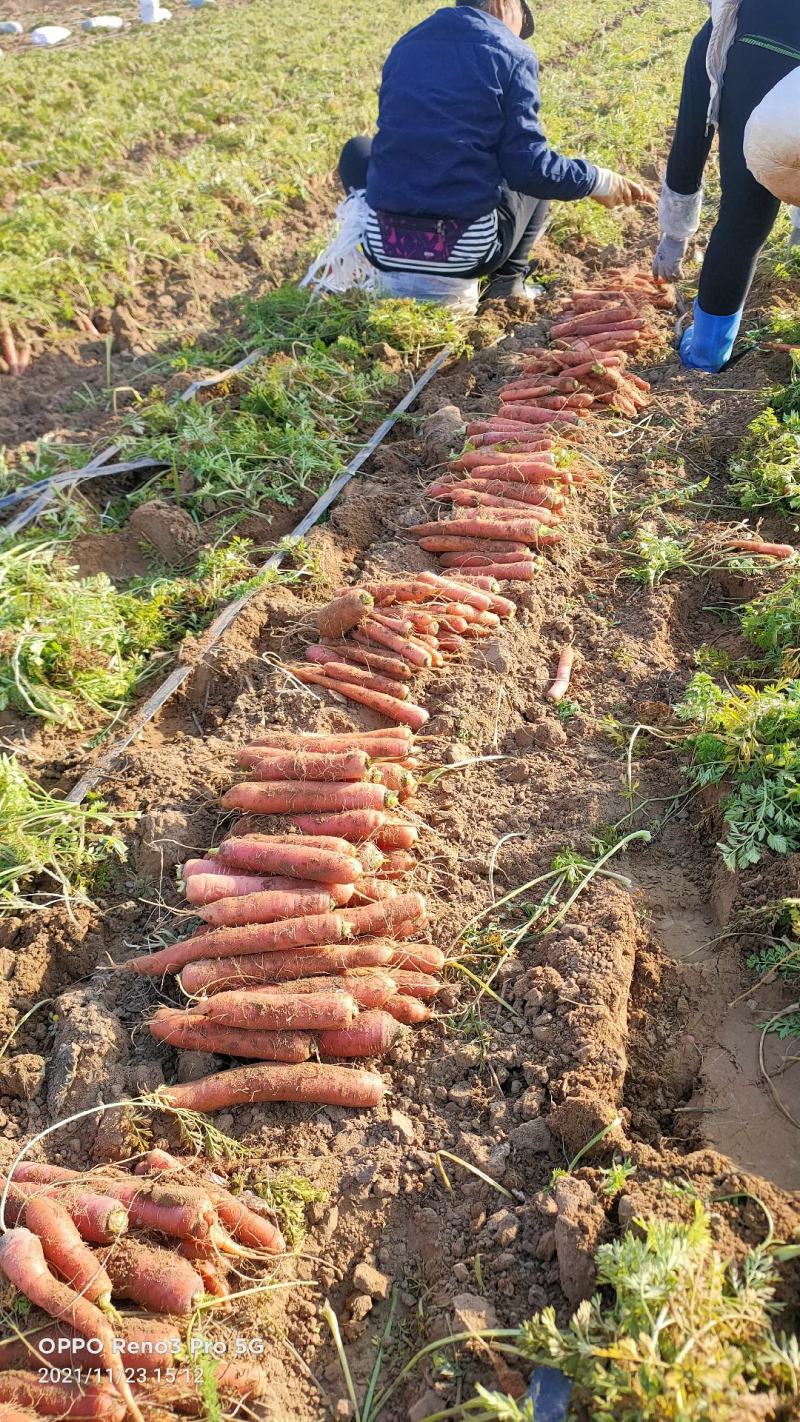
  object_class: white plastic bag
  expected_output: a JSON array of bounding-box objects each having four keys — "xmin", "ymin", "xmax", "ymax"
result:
[
  {"xmin": 30, "ymin": 24, "xmax": 71, "ymax": 44},
  {"xmin": 0, "ymin": 20, "xmax": 23, "ymax": 33},
  {"xmin": 139, "ymin": 0, "xmax": 171, "ymax": 21},
  {"xmin": 300, "ymin": 191, "xmax": 378, "ymax": 295},
  {"xmin": 744, "ymin": 68, "xmax": 800, "ymax": 205},
  {"xmin": 81, "ymin": 15, "xmax": 124, "ymax": 29}
]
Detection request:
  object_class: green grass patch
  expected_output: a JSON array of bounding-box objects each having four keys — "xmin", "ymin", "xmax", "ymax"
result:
[
  {"xmin": 0, "ymin": 754, "xmax": 126, "ymax": 912},
  {"xmin": 0, "ymin": 534, "xmax": 281, "ymax": 727}
]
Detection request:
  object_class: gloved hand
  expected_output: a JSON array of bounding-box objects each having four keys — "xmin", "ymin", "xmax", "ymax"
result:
[
  {"xmin": 591, "ymin": 168, "xmax": 657, "ymax": 210},
  {"xmin": 653, "ymin": 234, "xmax": 688, "ymax": 281},
  {"xmin": 789, "ymin": 208, "xmax": 800, "ymax": 250}
]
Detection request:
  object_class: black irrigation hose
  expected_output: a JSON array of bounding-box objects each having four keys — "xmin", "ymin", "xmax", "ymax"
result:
[{"xmin": 66, "ymin": 342, "xmax": 453, "ymax": 804}]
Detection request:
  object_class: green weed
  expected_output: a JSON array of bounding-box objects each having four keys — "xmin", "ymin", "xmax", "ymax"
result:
[
  {"xmin": 0, "ymin": 754, "xmax": 126, "ymax": 912},
  {"xmin": 730, "ymin": 407, "xmax": 800, "ymax": 514},
  {"xmin": 252, "ymin": 1173, "xmax": 328, "ymax": 1250}
]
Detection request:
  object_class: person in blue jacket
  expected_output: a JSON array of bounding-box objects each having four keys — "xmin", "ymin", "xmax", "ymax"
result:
[
  {"xmin": 654, "ymin": 0, "xmax": 800, "ymax": 373},
  {"xmin": 338, "ymin": 0, "xmax": 655, "ymax": 304}
]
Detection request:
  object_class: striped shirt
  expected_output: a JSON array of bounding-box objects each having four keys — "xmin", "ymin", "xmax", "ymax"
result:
[{"xmin": 364, "ymin": 208, "xmax": 499, "ymax": 276}]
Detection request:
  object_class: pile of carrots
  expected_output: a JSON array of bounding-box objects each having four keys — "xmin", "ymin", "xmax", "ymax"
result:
[
  {"xmin": 119, "ymin": 722, "xmax": 452, "ymax": 1114},
  {"xmin": 413, "ymin": 271, "xmax": 674, "ymax": 583},
  {"xmin": 0, "ymin": 1152, "xmax": 278, "ymax": 1420}
]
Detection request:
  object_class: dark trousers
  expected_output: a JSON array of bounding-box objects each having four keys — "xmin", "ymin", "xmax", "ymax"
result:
[
  {"xmin": 667, "ymin": 21, "xmax": 799, "ymax": 315},
  {"xmin": 339, "ymin": 135, "xmax": 550, "ymax": 284}
]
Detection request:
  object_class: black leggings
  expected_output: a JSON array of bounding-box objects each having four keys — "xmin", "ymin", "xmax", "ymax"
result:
[
  {"xmin": 667, "ymin": 18, "xmax": 800, "ymax": 315},
  {"xmin": 339, "ymin": 135, "xmax": 550, "ymax": 282}
]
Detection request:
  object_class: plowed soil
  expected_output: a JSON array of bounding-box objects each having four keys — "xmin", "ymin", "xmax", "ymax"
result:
[{"xmin": 2, "ymin": 247, "xmax": 800, "ymax": 1420}]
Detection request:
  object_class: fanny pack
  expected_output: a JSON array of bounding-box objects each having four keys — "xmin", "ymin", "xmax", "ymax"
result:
[{"xmin": 364, "ymin": 207, "xmax": 498, "ymax": 275}]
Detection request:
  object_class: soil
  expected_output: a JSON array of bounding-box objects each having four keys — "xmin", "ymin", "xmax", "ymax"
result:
[{"xmin": 2, "ymin": 241, "xmax": 800, "ymax": 1420}]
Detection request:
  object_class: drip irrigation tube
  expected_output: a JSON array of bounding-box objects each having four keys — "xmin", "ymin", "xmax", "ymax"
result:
[{"xmin": 66, "ymin": 342, "xmax": 453, "ymax": 804}]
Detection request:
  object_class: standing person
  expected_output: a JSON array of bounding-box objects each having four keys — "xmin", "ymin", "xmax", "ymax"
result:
[
  {"xmin": 654, "ymin": 0, "xmax": 800, "ymax": 372},
  {"xmin": 337, "ymin": 0, "xmax": 655, "ymax": 308}
]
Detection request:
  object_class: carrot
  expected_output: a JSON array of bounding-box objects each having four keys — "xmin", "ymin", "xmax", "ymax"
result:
[
  {"xmin": 318, "ymin": 1010, "xmax": 402, "ymax": 1059},
  {"xmin": 440, "ymin": 550, "xmax": 536, "ymax": 568},
  {"xmin": 290, "ymin": 809, "xmax": 386, "ymax": 841},
  {"xmin": 374, "ymin": 821, "xmax": 419, "ymax": 851},
  {"xmin": 188, "ymin": 988, "xmax": 357, "ymax": 1032},
  {"xmin": 0, "ymin": 1230, "xmax": 141, "ymax": 1422},
  {"xmin": 185, "ymin": 872, "xmax": 353, "ymax": 908},
  {"xmin": 123, "ymin": 894, "xmax": 427, "ymax": 973},
  {"xmin": 452, "ymin": 479, "xmax": 564, "ymax": 509},
  {"xmin": 252, "ymin": 834, "xmax": 385, "ymax": 873},
  {"xmin": 181, "ymin": 857, "xmax": 222, "ymax": 879},
  {"xmin": 0, "ymin": 1374, "xmax": 123, "ymax": 1420},
  {"xmin": 157, "ymin": 1062, "xmax": 386, "ymax": 1112},
  {"xmin": 287, "ymin": 668, "xmax": 430, "ymax": 732},
  {"xmin": 384, "ymin": 997, "xmax": 433, "ymax": 1025},
  {"xmin": 93, "ymin": 1180, "xmax": 216, "ymax": 1242},
  {"xmin": 247, "ymin": 728, "xmax": 413, "ymax": 750},
  {"xmin": 463, "ymin": 562, "xmax": 535, "ymax": 581},
  {"xmin": 149, "ymin": 1009, "xmax": 313, "ymax": 1062},
  {"xmin": 101, "ymin": 1239, "xmax": 205, "ymax": 1315},
  {"xmin": 221, "ymin": 780, "xmax": 394, "ymax": 816},
  {"xmin": 9, "ymin": 1186, "xmax": 129, "ymax": 1246},
  {"xmin": 723, "ymin": 538, "xmax": 796, "ymax": 559},
  {"xmin": 4, "ymin": 1193, "xmax": 112, "ymax": 1308},
  {"xmin": 216, "ymin": 838, "xmax": 363, "ymax": 884},
  {"xmin": 236, "ymin": 748, "xmax": 370, "ymax": 781},
  {"xmin": 198, "ymin": 887, "xmax": 335, "ymax": 928},
  {"xmin": 452, "ymin": 449, "xmax": 552, "ymax": 471},
  {"xmin": 411, "ymin": 518, "xmax": 552, "ymax": 546},
  {"xmin": 445, "ymin": 491, "xmax": 562, "ymax": 525},
  {"xmin": 258, "ymin": 971, "xmax": 399, "ymax": 1008},
  {"xmin": 418, "ymin": 536, "xmax": 531, "ymax": 554},
  {"xmin": 311, "ymin": 642, "xmax": 414, "ymax": 684},
  {"xmin": 314, "ymin": 589, "xmax": 374, "ymax": 639},
  {"xmin": 387, "ymin": 943, "xmax": 445, "ymax": 973},
  {"xmin": 357, "ymin": 620, "xmax": 432, "ymax": 667},
  {"xmin": 179, "ymin": 943, "xmax": 396, "ymax": 995},
  {"xmin": 304, "ymin": 658, "xmax": 411, "ymax": 700},
  {"xmin": 496, "ymin": 408, "xmax": 579, "ymax": 427},
  {"xmin": 351, "ymin": 877, "xmax": 398, "ymax": 903},
  {"xmin": 547, "ymin": 644, "xmax": 575, "ymax": 702},
  {"xmin": 391, "ymin": 970, "xmax": 443, "ymax": 1000}
]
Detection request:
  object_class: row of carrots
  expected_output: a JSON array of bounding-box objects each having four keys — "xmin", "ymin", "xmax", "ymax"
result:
[
  {"xmin": 409, "ymin": 268, "xmax": 674, "ymax": 581},
  {"xmin": 0, "ymin": 272, "xmax": 671, "ymax": 1422},
  {"xmin": 122, "ymin": 567, "xmax": 520, "ymax": 1114}
]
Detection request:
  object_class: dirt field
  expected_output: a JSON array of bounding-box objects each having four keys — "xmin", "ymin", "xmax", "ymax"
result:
[{"xmin": 2, "ymin": 220, "xmax": 799, "ymax": 1418}]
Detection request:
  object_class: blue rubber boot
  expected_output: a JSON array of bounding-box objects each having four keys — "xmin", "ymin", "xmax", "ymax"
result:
[{"xmin": 679, "ymin": 301, "xmax": 743, "ymax": 373}]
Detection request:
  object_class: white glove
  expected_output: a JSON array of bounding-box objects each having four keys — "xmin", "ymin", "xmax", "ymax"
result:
[
  {"xmin": 790, "ymin": 207, "xmax": 800, "ymax": 249},
  {"xmin": 653, "ymin": 234, "xmax": 688, "ymax": 281},
  {"xmin": 591, "ymin": 167, "xmax": 657, "ymax": 210}
]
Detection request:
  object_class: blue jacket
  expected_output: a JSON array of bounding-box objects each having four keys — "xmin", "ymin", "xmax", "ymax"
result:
[{"xmin": 365, "ymin": 6, "xmax": 598, "ymax": 221}]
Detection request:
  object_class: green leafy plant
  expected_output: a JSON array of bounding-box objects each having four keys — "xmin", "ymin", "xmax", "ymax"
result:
[
  {"xmin": 0, "ymin": 754, "xmax": 126, "ymax": 912},
  {"xmin": 600, "ymin": 1157, "xmax": 637, "ymax": 1197},
  {"xmin": 740, "ymin": 575, "xmax": 800, "ymax": 674},
  {"xmin": 730, "ymin": 407, "xmax": 800, "ymax": 513},
  {"xmin": 252, "ymin": 1172, "xmax": 328, "ymax": 1250},
  {"xmin": 676, "ymin": 673, "xmax": 800, "ymax": 869}
]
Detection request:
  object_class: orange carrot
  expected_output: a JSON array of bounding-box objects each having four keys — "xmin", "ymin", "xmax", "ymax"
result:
[
  {"xmin": 371, "ymin": 762, "xmax": 415, "ymax": 796},
  {"xmin": 179, "ymin": 943, "xmax": 396, "ymax": 995},
  {"xmin": 246, "ymin": 729, "xmax": 413, "ymax": 750},
  {"xmin": 547, "ymin": 644, "xmax": 575, "ymax": 701},
  {"xmin": 384, "ymin": 997, "xmax": 433, "ymax": 1025},
  {"xmin": 303, "ymin": 657, "xmax": 411, "ymax": 700},
  {"xmin": 351, "ymin": 877, "xmax": 398, "ymax": 903},
  {"xmin": 185, "ymin": 872, "xmax": 353, "ymax": 908},
  {"xmin": 357, "ymin": 620, "xmax": 432, "ymax": 667},
  {"xmin": 463, "ymin": 562, "xmax": 536, "ymax": 581},
  {"xmin": 0, "ymin": 1230, "xmax": 141, "ymax": 1422},
  {"xmin": 216, "ymin": 838, "xmax": 363, "ymax": 883},
  {"xmin": 0, "ymin": 1373, "xmax": 123, "ymax": 1420},
  {"xmin": 221, "ymin": 780, "xmax": 394, "ymax": 816},
  {"xmin": 317, "ymin": 1009, "xmax": 402, "ymax": 1058},
  {"xmin": 102, "ymin": 1239, "xmax": 204, "ymax": 1316},
  {"xmin": 149, "ymin": 1009, "xmax": 313, "ymax": 1061},
  {"xmin": 497, "ymin": 405, "xmax": 579, "ymax": 425},
  {"xmin": 387, "ymin": 943, "xmax": 445, "ymax": 973},
  {"xmin": 188, "ymin": 988, "xmax": 357, "ymax": 1032},
  {"xmin": 440, "ymin": 549, "xmax": 536, "ymax": 567},
  {"xmin": 418, "ymin": 536, "xmax": 531, "ymax": 554},
  {"xmin": 287, "ymin": 667, "xmax": 430, "ymax": 731},
  {"xmin": 0, "ymin": 1318, "xmax": 182, "ymax": 1374},
  {"xmin": 259, "ymin": 971, "xmax": 399, "ymax": 1008},
  {"xmin": 157, "ymin": 1062, "xmax": 386, "ymax": 1112},
  {"xmin": 122, "ymin": 894, "xmax": 427, "ymax": 973},
  {"xmin": 314, "ymin": 589, "xmax": 374, "ymax": 639},
  {"xmin": 198, "ymin": 887, "xmax": 334, "ymax": 927},
  {"xmin": 391, "ymin": 970, "xmax": 443, "ymax": 1000},
  {"xmin": 373, "ymin": 821, "xmax": 419, "ymax": 851},
  {"xmin": 290, "ymin": 808, "xmax": 386, "ymax": 840},
  {"xmin": 311, "ymin": 643, "xmax": 414, "ymax": 683},
  {"xmin": 2, "ymin": 1193, "xmax": 112, "ymax": 1308},
  {"xmin": 236, "ymin": 748, "xmax": 370, "ymax": 781},
  {"xmin": 723, "ymin": 538, "xmax": 796, "ymax": 559}
]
